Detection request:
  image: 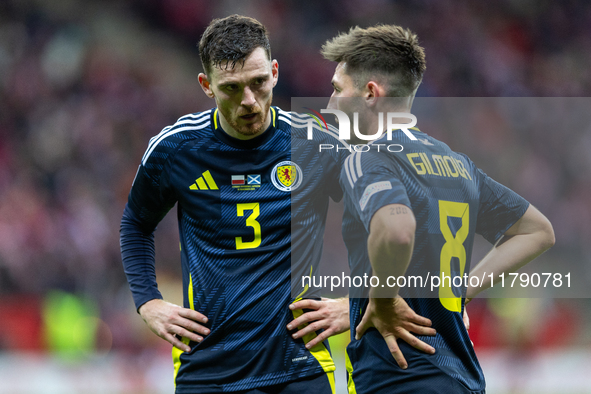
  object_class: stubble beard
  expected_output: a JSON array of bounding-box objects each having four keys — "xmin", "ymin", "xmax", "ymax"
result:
[{"xmin": 229, "ymin": 95, "xmax": 273, "ymax": 137}]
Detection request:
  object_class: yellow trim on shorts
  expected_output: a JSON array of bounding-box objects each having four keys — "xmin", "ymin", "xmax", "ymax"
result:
[
  {"xmin": 173, "ymin": 273, "xmax": 195, "ymax": 388},
  {"xmin": 294, "ymin": 266, "xmax": 313, "ymax": 302},
  {"xmin": 325, "ymin": 371, "xmax": 336, "ymax": 394},
  {"xmin": 291, "ymin": 302, "xmax": 336, "ymax": 394},
  {"xmin": 345, "ymin": 351, "xmax": 357, "ymax": 394}
]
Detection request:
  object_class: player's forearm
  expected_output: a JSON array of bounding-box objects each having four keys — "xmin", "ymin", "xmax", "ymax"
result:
[
  {"xmin": 467, "ymin": 230, "xmax": 554, "ymax": 299},
  {"xmin": 367, "ymin": 230, "xmax": 414, "ymax": 298},
  {"xmin": 367, "ymin": 204, "xmax": 416, "ymax": 298},
  {"xmin": 120, "ymin": 204, "xmax": 163, "ymax": 310}
]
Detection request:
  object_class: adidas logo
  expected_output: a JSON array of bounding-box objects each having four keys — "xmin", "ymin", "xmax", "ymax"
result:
[
  {"xmin": 189, "ymin": 170, "xmax": 219, "ymax": 190},
  {"xmin": 418, "ymin": 137, "xmax": 434, "ymax": 146}
]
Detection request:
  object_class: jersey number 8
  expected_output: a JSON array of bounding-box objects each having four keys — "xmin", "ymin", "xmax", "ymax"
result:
[{"xmin": 438, "ymin": 200, "xmax": 469, "ymax": 313}]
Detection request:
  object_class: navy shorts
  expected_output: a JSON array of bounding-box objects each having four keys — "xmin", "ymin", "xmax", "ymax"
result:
[{"xmin": 223, "ymin": 372, "xmax": 335, "ymax": 394}]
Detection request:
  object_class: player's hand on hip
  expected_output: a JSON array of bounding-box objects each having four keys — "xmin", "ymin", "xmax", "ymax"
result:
[
  {"xmin": 355, "ymin": 296, "xmax": 436, "ymax": 369},
  {"xmin": 287, "ymin": 297, "xmax": 349, "ymax": 349},
  {"xmin": 463, "ymin": 304, "xmax": 475, "ymax": 347},
  {"xmin": 138, "ymin": 299, "xmax": 209, "ymax": 352},
  {"xmin": 463, "ymin": 306, "xmax": 470, "ymax": 331}
]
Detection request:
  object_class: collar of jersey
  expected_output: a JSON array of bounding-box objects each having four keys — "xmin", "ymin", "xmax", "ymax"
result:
[
  {"xmin": 212, "ymin": 107, "xmax": 278, "ymax": 149},
  {"xmin": 373, "ymin": 126, "xmax": 423, "ymax": 143}
]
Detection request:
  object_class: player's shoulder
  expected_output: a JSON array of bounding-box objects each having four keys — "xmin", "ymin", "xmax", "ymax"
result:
[
  {"xmin": 340, "ymin": 148, "xmax": 387, "ymax": 188},
  {"xmin": 275, "ymin": 107, "xmax": 351, "ymax": 167},
  {"xmin": 409, "ymin": 130, "xmax": 466, "ymax": 158},
  {"xmin": 275, "ymin": 107, "xmax": 347, "ymax": 145},
  {"xmin": 141, "ymin": 109, "xmax": 214, "ymax": 165}
]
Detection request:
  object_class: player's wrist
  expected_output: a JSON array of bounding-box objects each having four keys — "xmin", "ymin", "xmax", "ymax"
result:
[
  {"xmin": 138, "ymin": 298, "xmax": 163, "ymax": 315},
  {"xmin": 369, "ymin": 286, "xmax": 399, "ymax": 299}
]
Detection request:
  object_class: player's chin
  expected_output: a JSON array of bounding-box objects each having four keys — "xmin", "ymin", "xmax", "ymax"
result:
[
  {"xmin": 235, "ymin": 127, "xmax": 258, "ymax": 136},
  {"xmin": 238, "ymin": 121, "xmax": 265, "ymax": 136}
]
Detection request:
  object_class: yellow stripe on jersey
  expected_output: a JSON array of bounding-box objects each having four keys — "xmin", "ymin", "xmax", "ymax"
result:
[
  {"xmin": 292, "ymin": 266, "xmax": 335, "ymax": 390},
  {"xmin": 188, "ymin": 272, "xmax": 194, "ymax": 310},
  {"xmin": 294, "ymin": 265, "xmax": 313, "ymax": 302},
  {"xmin": 345, "ymin": 351, "xmax": 357, "ymax": 394},
  {"xmin": 290, "ymin": 306, "xmax": 336, "ymax": 393},
  {"xmin": 271, "ymin": 107, "xmax": 276, "ymax": 128},
  {"xmin": 173, "ymin": 273, "xmax": 195, "ymax": 388}
]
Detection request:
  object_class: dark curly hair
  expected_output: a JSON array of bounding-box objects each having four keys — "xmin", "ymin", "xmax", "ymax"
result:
[{"xmin": 199, "ymin": 15, "xmax": 271, "ymax": 76}]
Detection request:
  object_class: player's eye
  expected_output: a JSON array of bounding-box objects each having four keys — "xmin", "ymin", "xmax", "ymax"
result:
[
  {"xmin": 253, "ymin": 78, "xmax": 265, "ymax": 85},
  {"xmin": 225, "ymin": 84, "xmax": 238, "ymax": 92}
]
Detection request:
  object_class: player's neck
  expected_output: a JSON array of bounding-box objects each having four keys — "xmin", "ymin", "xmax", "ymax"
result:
[
  {"xmin": 219, "ymin": 110, "xmax": 272, "ymax": 140},
  {"xmin": 352, "ymin": 107, "xmax": 413, "ymax": 145}
]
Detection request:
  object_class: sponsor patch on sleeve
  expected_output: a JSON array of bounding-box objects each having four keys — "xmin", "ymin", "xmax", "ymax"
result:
[{"xmin": 359, "ymin": 181, "xmax": 392, "ymax": 211}]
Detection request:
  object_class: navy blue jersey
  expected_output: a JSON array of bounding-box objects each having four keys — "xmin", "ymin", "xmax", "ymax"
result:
[
  {"xmin": 340, "ymin": 128, "xmax": 529, "ymax": 393},
  {"xmin": 120, "ymin": 107, "xmax": 349, "ymax": 393}
]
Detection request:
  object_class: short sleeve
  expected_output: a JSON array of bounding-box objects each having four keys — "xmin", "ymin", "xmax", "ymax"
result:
[
  {"xmin": 340, "ymin": 151, "xmax": 411, "ymax": 232},
  {"xmin": 475, "ymin": 167, "xmax": 530, "ymax": 244}
]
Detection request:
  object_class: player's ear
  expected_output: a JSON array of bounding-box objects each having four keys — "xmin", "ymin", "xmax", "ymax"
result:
[
  {"xmin": 366, "ymin": 81, "xmax": 384, "ymax": 107},
  {"xmin": 271, "ymin": 59, "xmax": 278, "ymax": 87},
  {"xmin": 199, "ymin": 73, "xmax": 215, "ymax": 98}
]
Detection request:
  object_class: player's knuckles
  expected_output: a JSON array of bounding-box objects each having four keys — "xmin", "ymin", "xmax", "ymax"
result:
[
  {"xmin": 298, "ymin": 300, "xmax": 312, "ymax": 309},
  {"xmin": 316, "ymin": 332, "xmax": 328, "ymax": 342},
  {"xmin": 167, "ymin": 313, "xmax": 181, "ymax": 323},
  {"xmin": 307, "ymin": 340, "xmax": 319, "ymax": 349},
  {"xmin": 185, "ymin": 311, "xmax": 202, "ymax": 321},
  {"xmin": 388, "ymin": 345, "xmax": 400, "ymax": 354},
  {"xmin": 183, "ymin": 321, "xmax": 198, "ymax": 332},
  {"xmin": 298, "ymin": 314, "xmax": 311, "ymax": 324},
  {"xmin": 157, "ymin": 329, "xmax": 169, "ymax": 338},
  {"xmin": 158, "ymin": 324, "xmax": 172, "ymax": 336},
  {"xmin": 402, "ymin": 311, "xmax": 415, "ymax": 320},
  {"xmin": 177, "ymin": 328, "xmax": 190, "ymax": 337},
  {"xmin": 165, "ymin": 334, "xmax": 178, "ymax": 345},
  {"xmin": 291, "ymin": 320, "xmax": 304, "ymax": 330},
  {"xmin": 393, "ymin": 326, "xmax": 405, "ymax": 336},
  {"xmin": 163, "ymin": 323, "xmax": 180, "ymax": 335},
  {"xmin": 296, "ymin": 328, "xmax": 311, "ymax": 338},
  {"xmin": 185, "ymin": 321, "xmax": 205, "ymax": 332}
]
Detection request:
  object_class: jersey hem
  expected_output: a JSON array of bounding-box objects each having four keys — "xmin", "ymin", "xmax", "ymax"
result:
[{"xmin": 174, "ymin": 367, "xmax": 332, "ymax": 393}]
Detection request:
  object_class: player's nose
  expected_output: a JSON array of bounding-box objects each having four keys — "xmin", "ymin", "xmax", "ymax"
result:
[
  {"xmin": 327, "ymin": 94, "xmax": 337, "ymax": 110},
  {"xmin": 241, "ymin": 87, "xmax": 256, "ymax": 107}
]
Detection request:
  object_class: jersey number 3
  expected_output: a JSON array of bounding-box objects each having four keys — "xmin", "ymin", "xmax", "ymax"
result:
[
  {"xmin": 438, "ymin": 200, "xmax": 469, "ymax": 312},
  {"xmin": 235, "ymin": 203, "xmax": 262, "ymax": 250}
]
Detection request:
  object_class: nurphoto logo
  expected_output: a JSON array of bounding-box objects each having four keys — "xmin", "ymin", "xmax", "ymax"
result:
[{"xmin": 306, "ymin": 110, "xmax": 418, "ymax": 142}]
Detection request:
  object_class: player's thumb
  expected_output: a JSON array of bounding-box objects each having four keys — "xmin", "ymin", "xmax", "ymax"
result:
[
  {"xmin": 355, "ymin": 314, "xmax": 371, "ymax": 340},
  {"xmin": 463, "ymin": 309, "xmax": 470, "ymax": 331}
]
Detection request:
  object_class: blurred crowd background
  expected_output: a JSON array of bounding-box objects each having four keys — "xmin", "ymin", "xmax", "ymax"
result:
[{"xmin": 1, "ymin": 0, "xmax": 591, "ymax": 393}]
